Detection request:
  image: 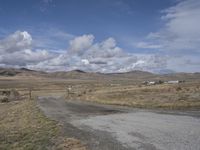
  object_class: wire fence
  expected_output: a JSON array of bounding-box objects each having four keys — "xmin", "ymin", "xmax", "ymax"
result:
[{"xmin": 0, "ymin": 86, "xmax": 82, "ymax": 101}]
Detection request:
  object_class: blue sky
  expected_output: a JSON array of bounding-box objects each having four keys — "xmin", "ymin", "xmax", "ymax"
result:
[{"xmin": 0, "ymin": 0, "xmax": 200, "ymax": 73}]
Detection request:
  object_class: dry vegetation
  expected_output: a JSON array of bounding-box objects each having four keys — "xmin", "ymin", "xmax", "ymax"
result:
[
  {"xmin": 0, "ymin": 68, "xmax": 200, "ymax": 149},
  {"xmin": 70, "ymin": 82, "xmax": 200, "ymax": 109},
  {"xmin": 1, "ymin": 72, "xmax": 200, "ymax": 110},
  {"xmin": 0, "ymin": 100, "xmax": 58, "ymax": 150},
  {"xmin": 0, "ymin": 99, "xmax": 86, "ymax": 150}
]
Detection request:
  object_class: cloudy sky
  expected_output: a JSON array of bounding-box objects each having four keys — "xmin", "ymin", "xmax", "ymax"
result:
[{"xmin": 0, "ymin": 0, "xmax": 200, "ymax": 73}]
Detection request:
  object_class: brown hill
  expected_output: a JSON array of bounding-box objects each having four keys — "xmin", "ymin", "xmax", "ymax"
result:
[
  {"xmin": 0, "ymin": 67, "xmax": 200, "ymax": 82},
  {"xmin": 0, "ymin": 68, "xmax": 21, "ymax": 76},
  {"xmin": 0, "ymin": 68, "xmax": 46, "ymax": 77}
]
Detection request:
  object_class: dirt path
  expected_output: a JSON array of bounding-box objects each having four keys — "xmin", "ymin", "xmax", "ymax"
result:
[{"xmin": 37, "ymin": 96, "xmax": 200, "ymax": 150}]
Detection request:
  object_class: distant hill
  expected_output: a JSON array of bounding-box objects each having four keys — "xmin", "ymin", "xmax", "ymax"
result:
[
  {"xmin": 50, "ymin": 69, "xmax": 106, "ymax": 80},
  {"xmin": 0, "ymin": 68, "xmax": 46, "ymax": 77},
  {"xmin": 19, "ymin": 68, "xmax": 35, "ymax": 72},
  {"xmin": 0, "ymin": 67, "xmax": 200, "ymax": 82},
  {"xmin": 0, "ymin": 68, "xmax": 21, "ymax": 76}
]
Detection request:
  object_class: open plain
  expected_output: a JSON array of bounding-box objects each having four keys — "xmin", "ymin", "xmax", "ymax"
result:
[{"xmin": 1, "ymin": 68, "xmax": 200, "ymax": 150}]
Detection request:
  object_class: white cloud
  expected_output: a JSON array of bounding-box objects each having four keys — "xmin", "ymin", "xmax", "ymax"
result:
[
  {"xmin": 0, "ymin": 31, "xmax": 32, "ymax": 54},
  {"xmin": 32, "ymin": 34, "xmax": 166, "ymax": 73},
  {"xmin": 0, "ymin": 31, "xmax": 55, "ymax": 67},
  {"xmin": 167, "ymin": 55, "xmax": 200, "ymax": 72},
  {"xmin": 1, "ymin": 1, "xmax": 199, "ymax": 73},
  {"xmin": 69, "ymin": 34, "xmax": 94, "ymax": 55},
  {"xmin": 136, "ymin": 0, "xmax": 200, "ymax": 53},
  {"xmin": 133, "ymin": 0, "xmax": 200, "ymax": 72},
  {"xmin": 149, "ymin": 0, "xmax": 200, "ymax": 52},
  {"xmin": 0, "ymin": 31, "xmax": 168, "ymax": 73},
  {"xmin": 81, "ymin": 59, "xmax": 90, "ymax": 65},
  {"xmin": 0, "ymin": 49, "xmax": 53, "ymax": 66},
  {"xmin": 85, "ymin": 37, "xmax": 123, "ymax": 58},
  {"xmin": 136, "ymin": 42, "xmax": 162, "ymax": 49}
]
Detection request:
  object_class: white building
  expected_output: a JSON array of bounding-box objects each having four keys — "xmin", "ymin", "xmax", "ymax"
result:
[{"xmin": 167, "ymin": 80, "xmax": 180, "ymax": 84}]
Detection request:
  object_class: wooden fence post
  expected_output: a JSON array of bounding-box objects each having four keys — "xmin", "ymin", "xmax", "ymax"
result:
[
  {"xmin": 66, "ymin": 87, "xmax": 68, "ymax": 98},
  {"xmin": 66, "ymin": 86, "xmax": 72, "ymax": 98},
  {"xmin": 29, "ymin": 88, "xmax": 32, "ymax": 100}
]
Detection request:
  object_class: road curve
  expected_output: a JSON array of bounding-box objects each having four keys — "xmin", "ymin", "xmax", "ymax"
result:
[{"xmin": 37, "ymin": 96, "xmax": 200, "ymax": 150}]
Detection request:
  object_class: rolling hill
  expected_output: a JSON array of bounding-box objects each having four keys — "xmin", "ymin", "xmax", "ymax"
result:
[{"xmin": 0, "ymin": 67, "xmax": 200, "ymax": 82}]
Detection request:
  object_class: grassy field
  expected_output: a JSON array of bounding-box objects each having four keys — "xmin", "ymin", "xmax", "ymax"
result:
[
  {"xmin": 1, "ymin": 75, "xmax": 200, "ymax": 110},
  {"xmin": 0, "ymin": 100, "xmax": 86, "ymax": 150},
  {"xmin": 71, "ymin": 82, "xmax": 200, "ymax": 109}
]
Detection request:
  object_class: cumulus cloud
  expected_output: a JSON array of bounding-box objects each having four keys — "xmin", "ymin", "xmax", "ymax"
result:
[
  {"xmin": 1, "ymin": 1, "xmax": 199, "ymax": 73},
  {"xmin": 0, "ymin": 31, "xmax": 55, "ymax": 68},
  {"xmin": 85, "ymin": 37, "xmax": 123, "ymax": 58},
  {"xmin": 69, "ymin": 34, "xmax": 94, "ymax": 55},
  {"xmin": 0, "ymin": 31, "xmax": 167, "ymax": 73},
  {"xmin": 0, "ymin": 49, "xmax": 54, "ymax": 66},
  {"xmin": 30, "ymin": 34, "xmax": 166, "ymax": 73},
  {"xmin": 0, "ymin": 31, "xmax": 32, "ymax": 54}
]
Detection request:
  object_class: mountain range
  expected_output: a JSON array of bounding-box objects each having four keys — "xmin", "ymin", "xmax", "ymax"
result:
[{"xmin": 0, "ymin": 67, "xmax": 200, "ymax": 81}]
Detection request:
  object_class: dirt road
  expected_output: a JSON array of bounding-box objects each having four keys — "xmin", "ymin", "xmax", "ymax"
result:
[{"xmin": 37, "ymin": 97, "xmax": 200, "ymax": 150}]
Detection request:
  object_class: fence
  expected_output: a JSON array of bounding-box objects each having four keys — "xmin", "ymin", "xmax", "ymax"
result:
[{"xmin": 0, "ymin": 86, "xmax": 80, "ymax": 101}]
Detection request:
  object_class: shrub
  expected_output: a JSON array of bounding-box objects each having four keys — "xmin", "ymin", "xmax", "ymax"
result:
[
  {"xmin": 176, "ymin": 86, "xmax": 182, "ymax": 91},
  {"xmin": 0, "ymin": 96, "xmax": 9, "ymax": 103}
]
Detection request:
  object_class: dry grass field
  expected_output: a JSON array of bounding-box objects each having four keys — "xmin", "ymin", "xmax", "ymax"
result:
[
  {"xmin": 0, "ymin": 100, "xmax": 87, "ymax": 150},
  {"xmin": 75, "ymin": 82, "xmax": 200, "ymax": 109},
  {"xmin": 0, "ymin": 100, "xmax": 58, "ymax": 150},
  {"xmin": 0, "ymin": 72, "xmax": 88, "ymax": 150},
  {"xmin": 0, "ymin": 69, "xmax": 200, "ymax": 110}
]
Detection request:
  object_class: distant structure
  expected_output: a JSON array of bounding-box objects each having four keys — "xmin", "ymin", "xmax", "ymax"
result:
[
  {"xmin": 142, "ymin": 81, "xmax": 156, "ymax": 85},
  {"xmin": 148, "ymin": 81, "xmax": 156, "ymax": 85},
  {"xmin": 165, "ymin": 80, "xmax": 185, "ymax": 84},
  {"xmin": 166, "ymin": 80, "xmax": 179, "ymax": 84},
  {"xmin": 142, "ymin": 80, "xmax": 185, "ymax": 86}
]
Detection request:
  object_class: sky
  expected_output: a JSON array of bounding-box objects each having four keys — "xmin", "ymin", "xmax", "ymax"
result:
[{"xmin": 0, "ymin": 0, "xmax": 200, "ymax": 73}]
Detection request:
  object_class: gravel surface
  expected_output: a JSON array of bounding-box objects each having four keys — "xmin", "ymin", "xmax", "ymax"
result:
[{"xmin": 37, "ymin": 96, "xmax": 200, "ymax": 150}]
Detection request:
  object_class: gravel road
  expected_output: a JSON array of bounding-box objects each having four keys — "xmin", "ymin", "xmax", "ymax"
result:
[{"xmin": 37, "ymin": 96, "xmax": 200, "ymax": 150}]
